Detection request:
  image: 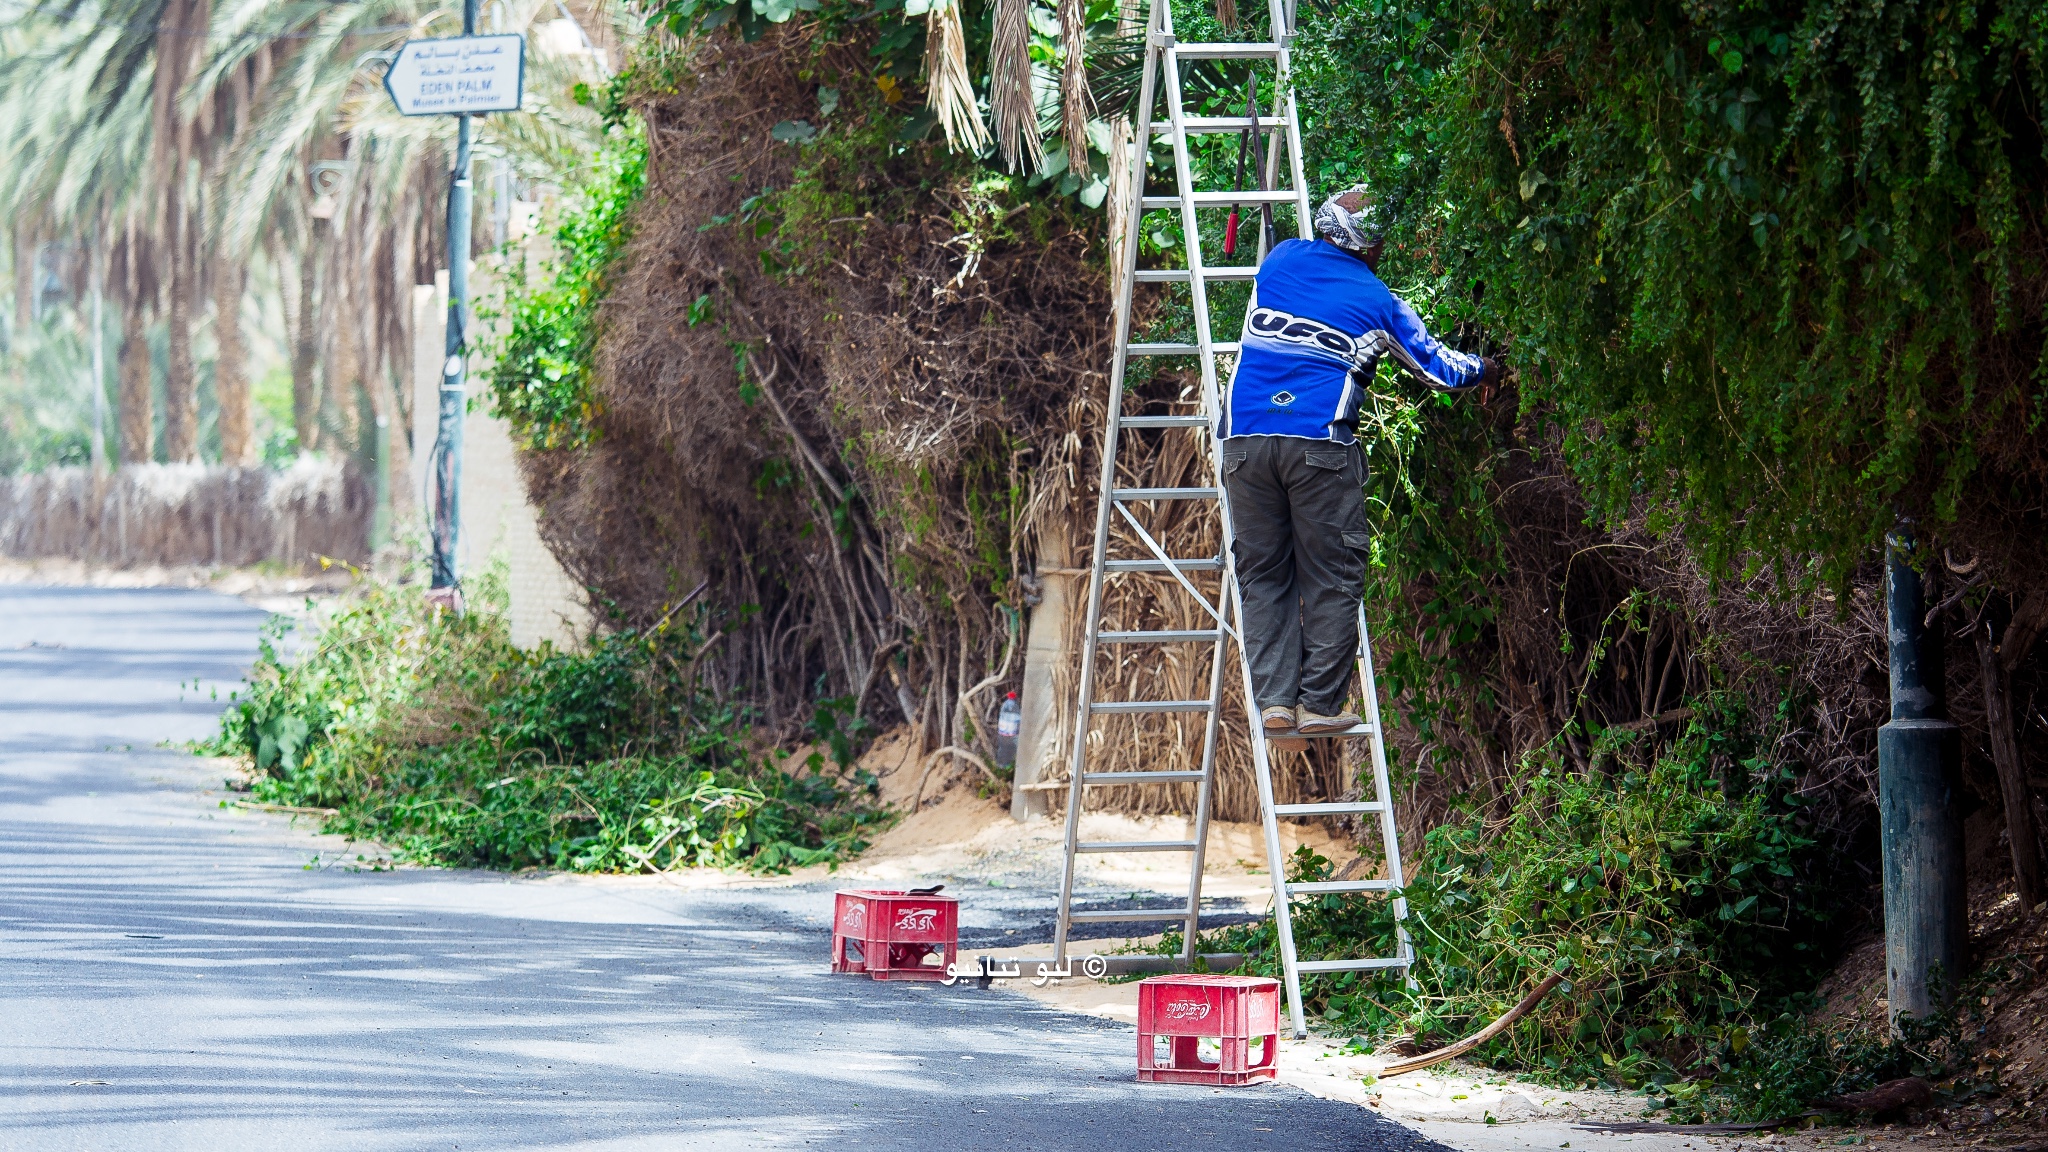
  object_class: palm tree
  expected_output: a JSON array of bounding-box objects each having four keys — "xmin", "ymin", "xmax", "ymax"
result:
[
  {"xmin": 3, "ymin": 0, "xmax": 627, "ymax": 488},
  {"xmin": 0, "ymin": 4, "xmax": 160, "ymax": 463}
]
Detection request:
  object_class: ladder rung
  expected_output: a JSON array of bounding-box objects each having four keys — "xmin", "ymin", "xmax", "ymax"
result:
[
  {"xmin": 1286, "ymin": 879, "xmax": 1397, "ymax": 895},
  {"xmin": 1117, "ymin": 415, "xmax": 1209, "ymax": 429},
  {"xmin": 1155, "ymin": 116, "xmax": 1288, "ymax": 134},
  {"xmin": 1170, "ymin": 40, "xmax": 1281, "ymax": 59},
  {"xmin": 1080, "ymin": 770, "xmax": 1207, "ymax": 785},
  {"xmin": 1127, "ymin": 341, "xmax": 1240, "ymax": 357},
  {"xmin": 1267, "ymin": 722, "xmax": 1375, "ymax": 740},
  {"xmin": 1066, "ymin": 908, "xmax": 1195, "ymax": 923},
  {"xmin": 1090, "ymin": 700, "xmax": 1213, "ymax": 714},
  {"xmin": 1272, "ymin": 801, "xmax": 1386, "ymax": 817},
  {"xmin": 1076, "ymin": 840, "xmax": 1200, "ymax": 853},
  {"xmin": 1294, "ymin": 957, "xmax": 1409, "ymax": 974},
  {"xmin": 1142, "ymin": 191, "xmax": 1298, "ymax": 210},
  {"xmin": 1104, "ymin": 557, "xmax": 1221, "ymax": 572},
  {"xmin": 1112, "ymin": 487, "xmax": 1218, "ymax": 501},
  {"xmin": 1132, "ymin": 267, "xmax": 1258, "ymax": 283},
  {"xmin": 1098, "ymin": 629, "xmax": 1221, "ymax": 644}
]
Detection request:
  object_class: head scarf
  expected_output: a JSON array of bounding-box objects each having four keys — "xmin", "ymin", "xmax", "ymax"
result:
[{"xmin": 1313, "ymin": 185, "xmax": 1383, "ymax": 254}]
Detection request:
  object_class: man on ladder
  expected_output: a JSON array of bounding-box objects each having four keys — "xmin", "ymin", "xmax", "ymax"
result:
[{"xmin": 1221, "ymin": 187, "xmax": 1500, "ymax": 742}]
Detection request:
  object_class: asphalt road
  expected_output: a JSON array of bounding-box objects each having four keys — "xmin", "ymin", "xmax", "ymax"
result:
[{"xmin": 0, "ymin": 584, "xmax": 1449, "ymax": 1151}]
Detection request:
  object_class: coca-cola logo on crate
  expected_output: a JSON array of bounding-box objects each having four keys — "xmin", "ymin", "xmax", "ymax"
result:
[
  {"xmin": 894, "ymin": 907, "xmax": 940, "ymax": 932},
  {"xmin": 841, "ymin": 903, "xmax": 867, "ymax": 932},
  {"xmin": 1163, "ymin": 999, "xmax": 1213, "ymax": 1021}
]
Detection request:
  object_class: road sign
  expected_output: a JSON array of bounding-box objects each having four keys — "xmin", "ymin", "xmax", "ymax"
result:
[{"xmin": 383, "ymin": 34, "xmax": 525, "ymax": 116}]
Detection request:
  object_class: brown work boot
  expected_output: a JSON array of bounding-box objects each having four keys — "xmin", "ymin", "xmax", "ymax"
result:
[
  {"xmin": 1261, "ymin": 705, "xmax": 1306, "ymax": 753},
  {"xmin": 1296, "ymin": 707, "xmax": 1363, "ymax": 735}
]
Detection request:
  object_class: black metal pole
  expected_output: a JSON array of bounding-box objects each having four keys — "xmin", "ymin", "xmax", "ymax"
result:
[
  {"xmin": 429, "ymin": 0, "xmax": 481, "ymax": 604},
  {"xmin": 1878, "ymin": 521, "xmax": 1967, "ymax": 1028}
]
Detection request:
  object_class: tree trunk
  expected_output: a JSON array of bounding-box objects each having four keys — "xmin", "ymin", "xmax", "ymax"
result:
[
  {"xmin": 329, "ymin": 321, "xmax": 360, "ymax": 453},
  {"xmin": 373, "ymin": 369, "xmax": 412, "ymax": 522},
  {"xmin": 118, "ymin": 302, "xmax": 153, "ymax": 465},
  {"xmin": 12, "ymin": 225, "xmax": 33, "ymax": 328},
  {"xmin": 1978, "ymin": 620, "xmax": 2043, "ymax": 915},
  {"xmin": 290, "ymin": 245, "xmax": 319, "ymax": 452},
  {"xmin": 163, "ymin": 188, "xmax": 198, "ymax": 463},
  {"xmin": 213, "ymin": 257, "xmax": 251, "ymax": 465}
]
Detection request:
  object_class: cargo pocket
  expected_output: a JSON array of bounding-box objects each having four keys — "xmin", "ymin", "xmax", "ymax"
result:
[
  {"xmin": 1341, "ymin": 531, "xmax": 1372, "ymax": 554},
  {"xmin": 1223, "ymin": 450, "xmax": 1247, "ymax": 475},
  {"xmin": 1304, "ymin": 449, "xmax": 1349, "ymax": 473}
]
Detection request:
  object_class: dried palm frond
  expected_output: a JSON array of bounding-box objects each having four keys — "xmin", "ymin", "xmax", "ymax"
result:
[
  {"xmin": 924, "ymin": 0, "xmax": 991, "ymax": 155},
  {"xmin": 1213, "ymin": 0, "xmax": 1237, "ymax": 28},
  {"xmin": 987, "ymin": 0, "xmax": 1040, "ymax": 172},
  {"xmin": 1058, "ymin": 0, "xmax": 1091, "ymax": 179},
  {"xmin": 1103, "ymin": 114, "xmax": 1133, "ymax": 298}
]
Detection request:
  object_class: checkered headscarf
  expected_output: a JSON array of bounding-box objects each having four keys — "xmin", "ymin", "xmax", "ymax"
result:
[{"xmin": 1313, "ymin": 185, "xmax": 1384, "ymax": 254}]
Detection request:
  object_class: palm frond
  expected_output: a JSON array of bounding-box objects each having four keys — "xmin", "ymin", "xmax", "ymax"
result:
[
  {"xmin": 1057, "ymin": 0, "xmax": 1090, "ymax": 179},
  {"xmin": 923, "ymin": 0, "xmax": 989, "ymax": 156},
  {"xmin": 987, "ymin": 0, "xmax": 1038, "ymax": 172}
]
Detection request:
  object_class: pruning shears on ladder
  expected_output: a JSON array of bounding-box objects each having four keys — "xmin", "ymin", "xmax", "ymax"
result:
[{"xmin": 1223, "ymin": 74, "xmax": 1272, "ymax": 257}]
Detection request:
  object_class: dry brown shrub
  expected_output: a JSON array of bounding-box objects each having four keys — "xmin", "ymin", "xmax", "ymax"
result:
[
  {"xmin": 0, "ymin": 460, "xmax": 370, "ymax": 570},
  {"xmin": 524, "ymin": 30, "xmax": 1106, "ymax": 764}
]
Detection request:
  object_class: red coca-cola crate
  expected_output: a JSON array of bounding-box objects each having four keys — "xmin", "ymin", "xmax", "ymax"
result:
[
  {"xmin": 830, "ymin": 889, "xmax": 958, "ymax": 982},
  {"xmin": 1137, "ymin": 974, "xmax": 1281, "ymax": 1085}
]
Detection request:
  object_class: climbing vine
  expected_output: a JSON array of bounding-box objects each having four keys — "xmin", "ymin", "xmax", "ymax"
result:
[
  {"xmin": 1293, "ymin": 0, "xmax": 2048, "ymax": 592},
  {"xmin": 485, "ymin": 117, "xmax": 648, "ymax": 450}
]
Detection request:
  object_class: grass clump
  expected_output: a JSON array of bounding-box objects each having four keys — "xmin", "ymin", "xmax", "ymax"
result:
[{"xmin": 209, "ymin": 572, "xmax": 888, "ymax": 873}]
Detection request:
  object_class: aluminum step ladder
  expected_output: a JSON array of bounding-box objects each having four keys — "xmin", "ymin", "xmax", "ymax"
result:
[{"xmin": 1049, "ymin": 0, "xmax": 1413, "ymax": 1038}]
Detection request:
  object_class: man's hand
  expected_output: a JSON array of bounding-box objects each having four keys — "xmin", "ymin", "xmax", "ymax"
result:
[{"xmin": 1477, "ymin": 357, "xmax": 1503, "ymax": 407}]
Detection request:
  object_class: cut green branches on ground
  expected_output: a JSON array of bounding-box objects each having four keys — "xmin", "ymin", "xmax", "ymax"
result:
[{"xmin": 207, "ymin": 572, "xmax": 889, "ymax": 873}]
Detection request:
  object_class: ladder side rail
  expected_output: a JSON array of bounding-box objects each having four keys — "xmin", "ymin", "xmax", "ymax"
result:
[
  {"xmin": 1156, "ymin": 16, "xmax": 1220, "ymax": 411},
  {"xmin": 1227, "ymin": 0, "xmax": 1311, "ymax": 1040},
  {"xmin": 1277, "ymin": 67, "xmax": 1310, "ymax": 235},
  {"xmin": 1180, "ymin": 563, "xmax": 1233, "ymax": 960},
  {"xmin": 1053, "ymin": 0, "xmax": 1166, "ymax": 967},
  {"xmin": 1354, "ymin": 601, "xmax": 1416, "ymax": 971},
  {"xmin": 1151, "ymin": 0, "xmax": 1232, "ymax": 967},
  {"xmin": 1204, "ymin": 319, "xmax": 1311, "ymax": 1033},
  {"xmin": 1265, "ymin": 0, "xmax": 1313, "ymax": 237},
  {"xmin": 1224, "ymin": 541, "xmax": 1311, "ymax": 1038}
]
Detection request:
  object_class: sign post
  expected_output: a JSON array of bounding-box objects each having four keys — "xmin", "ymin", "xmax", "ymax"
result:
[{"xmin": 384, "ymin": 13, "xmax": 524, "ymax": 608}]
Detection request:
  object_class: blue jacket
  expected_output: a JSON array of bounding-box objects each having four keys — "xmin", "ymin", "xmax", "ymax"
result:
[{"xmin": 1218, "ymin": 239, "xmax": 1485, "ymax": 443}]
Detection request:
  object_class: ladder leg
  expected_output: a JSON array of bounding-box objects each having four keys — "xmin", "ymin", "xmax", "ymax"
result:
[
  {"xmin": 1355, "ymin": 601, "xmax": 1415, "ymax": 980},
  {"xmin": 1181, "ymin": 584, "xmax": 1231, "ymax": 960},
  {"xmin": 1235, "ymin": 568, "xmax": 1308, "ymax": 1037}
]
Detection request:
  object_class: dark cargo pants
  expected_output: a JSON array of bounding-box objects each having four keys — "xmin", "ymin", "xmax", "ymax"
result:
[{"xmin": 1221, "ymin": 435, "xmax": 1369, "ymax": 716}]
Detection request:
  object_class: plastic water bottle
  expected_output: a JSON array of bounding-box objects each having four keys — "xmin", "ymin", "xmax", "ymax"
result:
[{"xmin": 996, "ymin": 691, "xmax": 1022, "ymax": 770}]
